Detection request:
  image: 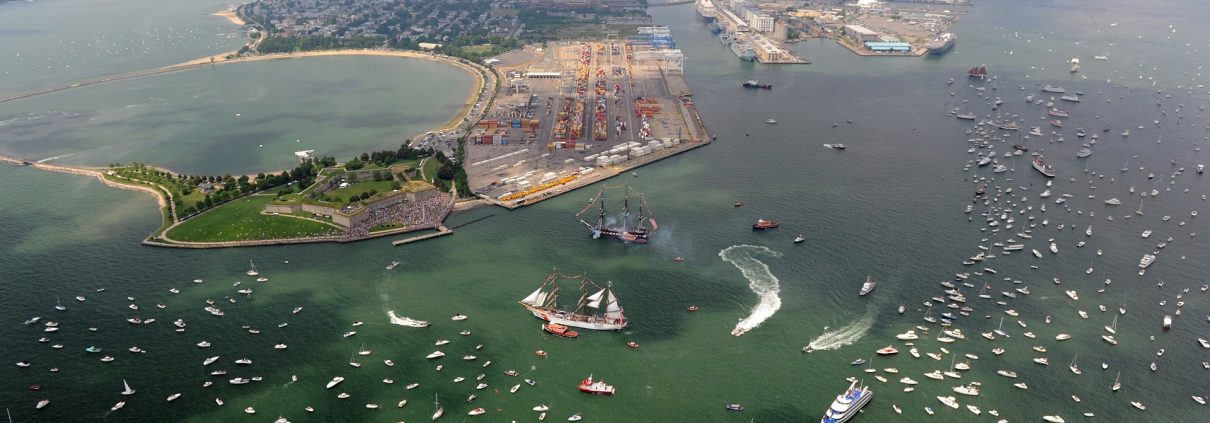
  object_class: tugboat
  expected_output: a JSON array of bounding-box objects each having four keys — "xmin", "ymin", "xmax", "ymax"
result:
[
  {"xmin": 542, "ymin": 323, "xmax": 579, "ymax": 338},
  {"xmin": 859, "ymin": 276, "xmax": 876, "ymax": 296},
  {"xmin": 742, "ymin": 80, "xmax": 773, "ymax": 89},
  {"xmin": 577, "ymin": 375, "xmax": 615, "ymax": 395},
  {"xmin": 753, "ymin": 219, "xmax": 780, "ymax": 230},
  {"xmin": 820, "ymin": 380, "xmax": 873, "ymax": 423}
]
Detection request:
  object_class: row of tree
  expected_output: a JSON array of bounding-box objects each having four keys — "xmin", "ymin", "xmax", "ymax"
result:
[{"xmin": 257, "ymin": 35, "xmax": 385, "ymax": 54}]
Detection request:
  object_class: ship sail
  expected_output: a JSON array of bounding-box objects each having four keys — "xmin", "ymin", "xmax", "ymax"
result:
[
  {"xmin": 518, "ymin": 271, "xmax": 627, "ymax": 331},
  {"xmin": 586, "ymin": 288, "xmax": 607, "ymax": 308},
  {"xmin": 604, "ymin": 289, "xmax": 623, "ymax": 319},
  {"xmin": 520, "ymin": 288, "xmax": 543, "ymax": 305}
]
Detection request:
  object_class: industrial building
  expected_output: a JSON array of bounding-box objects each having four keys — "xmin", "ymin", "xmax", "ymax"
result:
[
  {"xmin": 864, "ymin": 41, "xmax": 912, "ymax": 52},
  {"xmin": 843, "ymin": 24, "xmax": 879, "ymax": 42}
]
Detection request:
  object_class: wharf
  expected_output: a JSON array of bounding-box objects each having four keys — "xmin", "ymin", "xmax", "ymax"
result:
[{"xmin": 391, "ymin": 225, "xmax": 452, "ymax": 246}]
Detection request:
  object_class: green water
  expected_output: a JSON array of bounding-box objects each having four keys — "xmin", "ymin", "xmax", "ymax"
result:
[
  {"xmin": 0, "ymin": 56, "xmax": 474, "ymax": 174},
  {"xmin": 2, "ymin": 0, "xmax": 1209, "ymax": 422}
]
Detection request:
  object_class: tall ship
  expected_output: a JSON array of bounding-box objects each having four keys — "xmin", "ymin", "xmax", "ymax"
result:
[
  {"xmin": 925, "ymin": 33, "xmax": 956, "ymax": 55},
  {"xmin": 518, "ymin": 270, "xmax": 627, "ymax": 331},
  {"xmin": 575, "ymin": 184, "xmax": 656, "ymax": 243},
  {"xmin": 968, "ymin": 64, "xmax": 988, "ymax": 79},
  {"xmin": 730, "ymin": 39, "xmax": 756, "ymax": 62},
  {"xmin": 1032, "ymin": 155, "xmax": 1056, "ymax": 178},
  {"xmin": 821, "ymin": 380, "xmax": 873, "ymax": 423},
  {"xmin": 695, "ymin": 0, "xmax": 717, "ymax": 21}
]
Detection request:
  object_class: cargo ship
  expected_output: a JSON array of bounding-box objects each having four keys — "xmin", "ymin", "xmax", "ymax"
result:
[
  {"xmin": 575, "ymin": 184, "xmax": 655, "ymax": 243},
  {"xmin": 518, "ymin": 270, "xmax": 627, "ymax": 331},
  {"xmin": 925, "ymin": 33, "xmax": 956, "ymax": 55}
]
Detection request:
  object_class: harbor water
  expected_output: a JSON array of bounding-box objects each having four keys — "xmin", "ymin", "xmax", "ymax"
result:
[{"xmin": 1, "ymin": 0, "xmax": 1208, "ymax": 421}]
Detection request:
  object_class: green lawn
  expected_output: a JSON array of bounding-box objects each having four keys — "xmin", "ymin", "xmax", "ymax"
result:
[
  {"xmin": 165, "ymin": 195, "xmax": 341, "ymax": 242},
  {"xmin": 325, "ymin": 180, "xmax": 398, "ymax": 203},
  {"xmin": 420, "ymin": 159, "xmax": 442, "ymax": 182}
]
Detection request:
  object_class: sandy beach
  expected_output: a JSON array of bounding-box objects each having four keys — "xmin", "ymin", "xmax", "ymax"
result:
[{"xmin": 213, "ymin": 10, "xmax": 245, "ymax": 26}]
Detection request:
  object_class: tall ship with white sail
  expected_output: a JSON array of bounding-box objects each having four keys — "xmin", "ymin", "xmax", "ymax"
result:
[
  {"xmin": 518, "ymin": 270, "xmax": 627, "ymax": 331},
  {"xmin": 820, "ymin": 380, "xmax": 873, "ymax": 423},
  {"xmin": 575, "ymin": 184, "xmax": 656, "ymax": 243}
]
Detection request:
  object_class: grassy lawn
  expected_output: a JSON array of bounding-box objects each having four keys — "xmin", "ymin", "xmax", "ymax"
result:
[
  {"xmin": 165, "ymin": 195, "xmax": 341, "ymax": 242},
  {"xmin": 326, "ymin": 180, "xmax": 398, "ymax": 203},
  {"xmin": 463, "ymin": 44, "xmax": 495, "ymax": 55},
  {"xmin": 420, "ymin": 159, "xmax": 442, "ymax": 183}
]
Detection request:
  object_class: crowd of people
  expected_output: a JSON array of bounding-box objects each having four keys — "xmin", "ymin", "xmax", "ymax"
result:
[{"xmin": 341, "ymin": 190, "xmax": 453, "ymax": 240}]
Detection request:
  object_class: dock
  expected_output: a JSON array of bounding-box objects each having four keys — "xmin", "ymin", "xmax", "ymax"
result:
[{"xmin": 391, "ymin": 225, "xmax": 452, "ymax": 246}]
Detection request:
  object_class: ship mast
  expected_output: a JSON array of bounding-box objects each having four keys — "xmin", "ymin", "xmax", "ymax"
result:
[{"xmin": 574, "ymin": 277, "xmax": 590, "ymax": 315}]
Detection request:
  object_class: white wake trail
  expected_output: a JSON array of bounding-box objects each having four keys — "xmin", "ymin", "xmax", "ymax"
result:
[
  {"xmin": 805, "ymin": 307, "xmax": 877, "ymax": 351},
  {"xmin": 387, "ymin": 310, "xmax": 430, "ymax": 328},
  {"xmin": 719, "ymin": 245, "xmax": 783, "ymax": 336}
]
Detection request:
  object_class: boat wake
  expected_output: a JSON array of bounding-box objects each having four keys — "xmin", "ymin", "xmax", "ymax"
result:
[
  {"xmin": 719, "ymin": 245, "xmax": 782, "ymax": 336},
  {"xmin": 805, "ymin": 307, "xmax": 877, "ymax": 351},
  {"xmin": 36, "ymin": 153, "xmax": 74, "ymax": 163},
  {"xmin": 386, "ymin": 310, "xmax": 429, "ymax": 328}
]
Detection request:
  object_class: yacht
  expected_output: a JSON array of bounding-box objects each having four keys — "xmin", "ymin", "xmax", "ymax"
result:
[
  {"xmin": 765, "ymin": 118, "xmax": 778, "ymax": 124},
  {"xmin": 937, "ymin": 396, "xmax": 959, "ymax": 409},
  {"xmin": 820, "ymin": 380, "xmax": 873, "ymax": 423}
]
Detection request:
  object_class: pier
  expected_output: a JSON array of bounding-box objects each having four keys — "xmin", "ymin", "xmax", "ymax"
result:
[{"xmin": 391, "ymin": 225, "xmax": 453, "ymax": 246}]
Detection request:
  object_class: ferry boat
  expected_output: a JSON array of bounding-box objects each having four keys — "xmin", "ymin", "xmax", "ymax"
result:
[
  {"xmin": 519, "ymin": 270, "xmax": 627, "ymax": 331},
  {"xmin": 820, "ymin": 380, "xmax": 873, "ymax": 423},
  {"xmin": 1041, "ymin": 85, "xmax": 1066, "ymax": 93},
  {"xmin": 1032, "ymin": 155, "xmax": 1056, "ymax": 178},
  {"xmin": 578, "ymin": 375, "xmax": 615, "ymax": 395},
  {"xmin": 956, "ymin": 112, "xmax": 977, "ymax": 120},
  {"xmin": 858, "ymin": 276, "xmax": 876, "ymax": 296},
  {"xmin": 575, "ymin": 184, "xmax": 654, "ymax": 244}
]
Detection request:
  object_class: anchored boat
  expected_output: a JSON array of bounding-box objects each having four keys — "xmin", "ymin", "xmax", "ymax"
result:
[{"xmin": 575, "ymin": 184, "xmax": 655, "ymax": 244}]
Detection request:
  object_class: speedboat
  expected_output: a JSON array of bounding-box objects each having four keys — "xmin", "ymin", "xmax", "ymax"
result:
[
  {"xmin": 427, "ymin": 351, "xmax": 445, "ymax": 359},
  {"xmin": 765, "ymin": 118, "xmax": 778, "ymax": 124},
  {"xmin": 326, "ymin": 377, "xmax": 344, "ymax": 389}
]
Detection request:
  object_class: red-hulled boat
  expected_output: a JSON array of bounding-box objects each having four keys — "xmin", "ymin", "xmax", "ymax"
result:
[
  {"xmin": 578, "ymin": 375, "xmax": 615, "ymax": 395},
  {"xmin": 753, "ymin": 219, "xmax": 780, "ymax": 230},
  {"xmin": 876, "ymin": 345, "xmax": 899, "ymax": 355},
  {"xmin": 543, "ymin": 323, "xmax": 579, "ymax": 338}
]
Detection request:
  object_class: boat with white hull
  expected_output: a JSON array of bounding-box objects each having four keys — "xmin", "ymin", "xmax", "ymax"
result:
[
  {"xmin": 519, "ymin": 270, "xmax": 627, "ymax": 331},
  {"xmin": 820, "ymin": 380, "xmax": 872, "ymax": 423}
]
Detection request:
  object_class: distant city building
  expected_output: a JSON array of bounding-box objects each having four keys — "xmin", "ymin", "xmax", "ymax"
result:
[{"xmin": 747, "ymin": 12, "xmax": 774, "ymax": 32}]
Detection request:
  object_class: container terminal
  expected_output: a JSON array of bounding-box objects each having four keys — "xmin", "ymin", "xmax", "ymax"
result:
[{"xmin": 466, "ymin": 29, "xmax": 710, "ymax": 209}]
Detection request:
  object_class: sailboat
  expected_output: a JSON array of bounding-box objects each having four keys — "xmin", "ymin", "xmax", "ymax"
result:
[
  {"xmin": 431, "ymin": 395, "xmax": 444, "ymax": 421},
  {"xmin": 120, "ymin": 379, "xmax": 136, "ymax": 396},
  {"xmin": 1136, "ymin": 198, "xmax": 1144, "ymax": 216},
  {"xmin": 993, "ymin": 317, "xmax": 1008, "ymax": 337},
  {"xmin": 1104, "ymin": 316, "xmax": 1118, "ymax": 334},
  {"xmin": 923, "ymin": 304, "xmax": 937, "ymax": 323},
  {"xmin": 246, "ymin": 261, "xmax": 259, "ymax": 277},
  {"xmin": 54, "ymin": 298, "xmax": 66, "ymax": 311},
  {"xmin": 519, "ymin": 270, "xmax": 627, "ymax": 331},
  {"xmin": 1112, "ymin": 371, "xmax": 1121, "ymax": 392},
  {"xmin": 1069, "ymin": 354, "xmax": 1082, "ymax": 375},
  {"xmin": 575, "ymin": 184, "xmax": 655, "ymax": 244}
]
